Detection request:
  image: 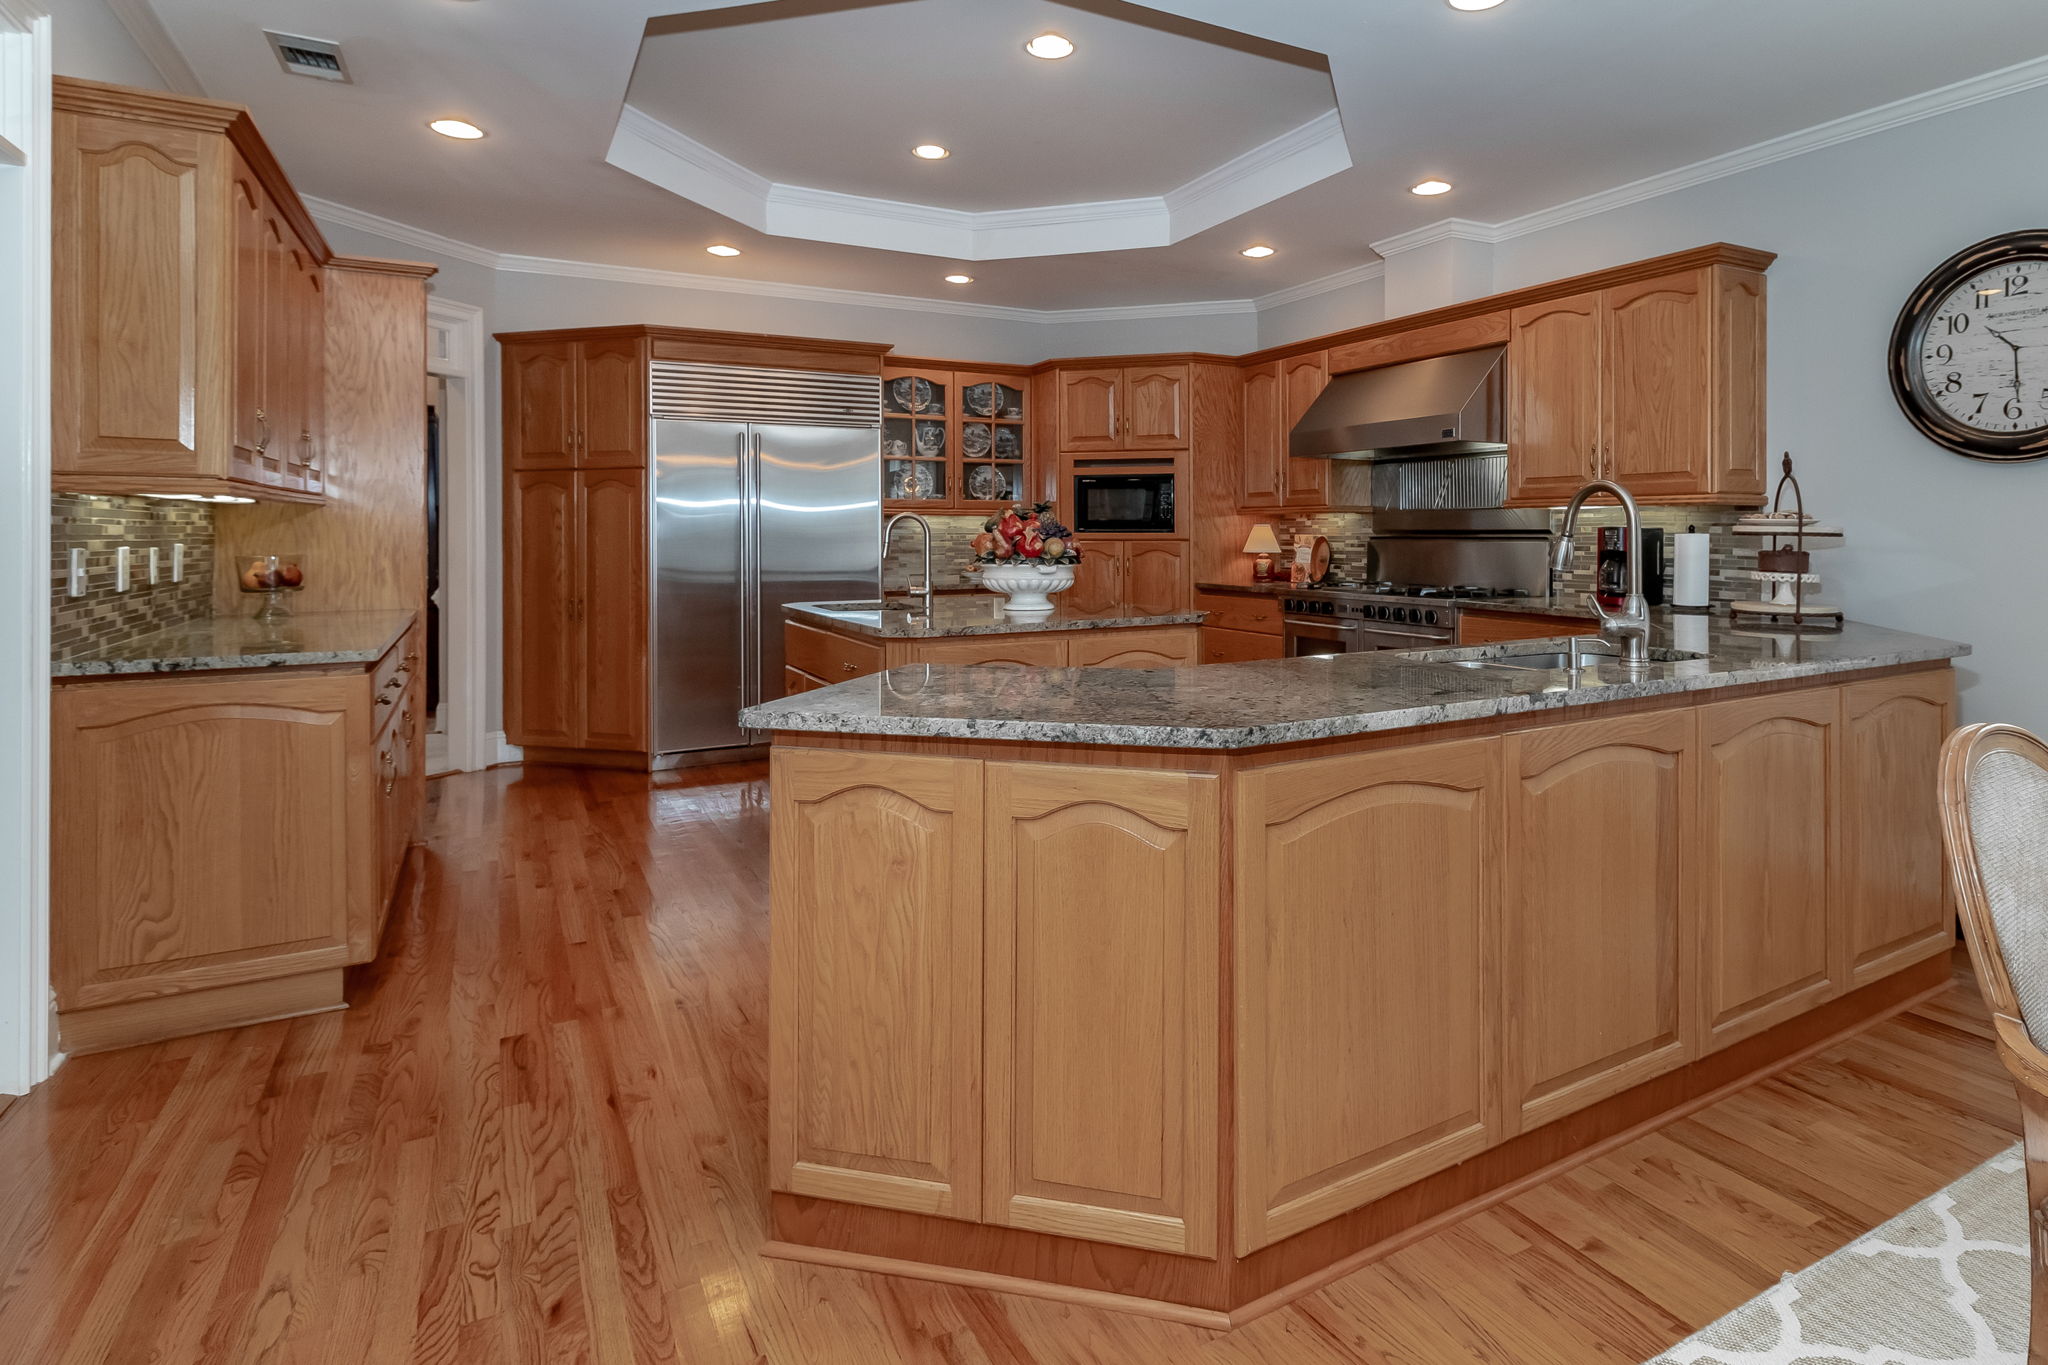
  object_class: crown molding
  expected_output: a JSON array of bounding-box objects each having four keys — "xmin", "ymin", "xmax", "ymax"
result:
[
  {"xmin": 1161, "ymin": 107, "xmax": 1352, "ymax": 240},
  {"xmin": 1368, "ymin": 217, "xmax": 1501, "ymax": 259},
  {"xmin": 102, "ymin": 0, "xmax": 203, "ymax": 96},
  {"xmin": 1252, "ymin": 259, "xmax": 1385, "ymax": 311},
  {"xmin": 0, "ymin": 0, "xmax": 47, "ymax": 34},
  {"xmin": 302, "ymin": 195, "xmax": 503, "ymax": 269}
]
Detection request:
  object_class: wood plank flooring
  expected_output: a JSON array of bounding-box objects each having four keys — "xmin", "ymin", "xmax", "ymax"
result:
[{"xmin": 0, "ymin": 762, "xmax": 2019, "ymax": 1364}]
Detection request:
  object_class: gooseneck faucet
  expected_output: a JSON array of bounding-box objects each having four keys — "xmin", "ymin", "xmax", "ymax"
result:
[
  {"xmin": 1553, "ymin": 478, "xmax": 1651, "ymax": 667},
  {"xmin": 883, "ymin": 511, "xmax": 934, "ymax": 619}
]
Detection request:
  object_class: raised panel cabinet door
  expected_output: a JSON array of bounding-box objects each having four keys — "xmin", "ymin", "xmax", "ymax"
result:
[
  {"xmin": 54, "ymin": 111, "xmax": 231, "ymax": 480},
  {"xmin": 1066, "ymin": 627, "xmax": 1196, "ymax": 669},
  {"xmin": 1840, "ymin": 670, "xmax": 1958, "ymax": 986},
  {"xmin": 1281, "ymin": 351, "xmax": 1334, "ymax": 507},
  {"xmin": 1238, "ymin": 362, "xmax": 1285, "ymax": 509},
  {"xmin": 576, "ymin": 336, "xmax": 648, "ymax": 468},
  {"xmin": 505, "ymin": 341, "xmax": 580, "ymax": 469},
  {"xmin": 1057, "ymin": 368, "xmax": 1121, "ymax": 451},
  {"xmin": 229, "ymin": 158, "xmax": 270, "ymax": 482},
  {"xmin": 768, "ymin": 750, "xmax": 983, "ymax": 1220},
  {"xmin": 1506, "ymin": 291, "xmax": 1602, "ymax": 505},
  {"xmin": 505, "ymin": 470, "xmax": 581, "ymax": 748},
  {"xmin": 984, "ymin": 763, "xmax": 1219, "ymax": 1255},
  {"xmin": 1710, "ymin": 266, "xmax": 1769, "ymax": 501},
  {"xmin": 1697, "ymin": 691, "xmax": 1840, "ymax": 1051},
  {"xmin": 576, "ymin": 468, "xmax": 649, "ymax": 750},
  {"xmin": 257, "ymin": 212, "xmax": 303, "ymax": 489},
  {"xmin": 1234, "ymin": 739, "xmax": 1503, "ymax": 1254},
  {"xmin": 903, "ymin": 636, "xmax": 1067, "ymax": 668},
  {"xmin": 1122, "ymin": 365, "xmax": 1188, "ymax": 449},
  {"xmin": 1123, "ymin": 541, "xmax": 1190, "ymax": 615},
  {"xmin": 1202, "ymin": 626, "xmax": 1285, "ymax": 664},
  {"xmin": 52, "ymin": 673, "xmax": 365, "ymax": 1012},
  {"xmin": 1603, "ymin": 270, "xmax": 1712, "ymax": 496},
  {"xmin": 294, "ymin": 259, "xmax": 328, "ymax": 496},
  {"xmin": 1061, "ymin": 541, "xmax": 1125, "ymax": 616},
  {"xmin": 1504, "ymin": 711, "xmax": 1697, "ymax": 1132}
]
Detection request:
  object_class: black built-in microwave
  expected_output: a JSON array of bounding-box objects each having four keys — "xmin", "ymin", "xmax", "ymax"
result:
[{"xmin": 1071, "ymin": 473, "xmax": 1175, "ymax": 534}]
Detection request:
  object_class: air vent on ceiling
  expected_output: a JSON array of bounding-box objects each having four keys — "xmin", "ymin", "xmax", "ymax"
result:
[{"xmin": 265, "ymin": 31, "xmax": 351, "ymax": 84}]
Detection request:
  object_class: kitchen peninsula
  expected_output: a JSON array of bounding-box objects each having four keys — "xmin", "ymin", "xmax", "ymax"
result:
[{"xmin": 741, "ymin": 615, "xmax": 1966, "ymax": 1327}]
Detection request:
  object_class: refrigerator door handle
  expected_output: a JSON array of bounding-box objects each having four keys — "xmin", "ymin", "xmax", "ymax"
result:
[{"xmin": 740, "ymin": 428, "xmax": 760, "ymax": 712}]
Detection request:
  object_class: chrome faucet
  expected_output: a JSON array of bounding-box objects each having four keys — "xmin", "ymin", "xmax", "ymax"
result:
[
  {"xmin": 883, "ymin": 511, "xmax": 934, "ymax": 619},
  {"xmin": 1552, "ymin": 478, "xmax": 1651, "ymax": 667}
]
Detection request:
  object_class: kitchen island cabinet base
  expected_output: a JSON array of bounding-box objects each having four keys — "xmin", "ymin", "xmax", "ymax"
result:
[{"xmin": 766, "ymin": 951, "xmax": 1949, "ymax": 1325}]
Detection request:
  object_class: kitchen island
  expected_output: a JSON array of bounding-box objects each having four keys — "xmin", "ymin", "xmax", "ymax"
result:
[{"xmin": 740, "ymin": 616, "xmax": 1967, "ymax": 1327}]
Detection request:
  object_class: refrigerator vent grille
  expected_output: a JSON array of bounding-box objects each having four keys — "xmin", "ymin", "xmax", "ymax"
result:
[{"xmin": 651, "ymin": 363, "xmax": 881, "ymax": 427}]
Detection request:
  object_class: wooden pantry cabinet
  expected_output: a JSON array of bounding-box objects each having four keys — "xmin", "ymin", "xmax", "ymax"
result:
[
  {"xmin": 503, "ymin": 333, "xmax": 649, "ymax": 470},
  {"xmin": 53, "ymin": 78, "xmax": 332, "ymax": 503}
]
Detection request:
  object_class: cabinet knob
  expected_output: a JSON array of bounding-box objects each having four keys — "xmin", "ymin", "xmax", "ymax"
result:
[{"xmin": 842, "ymin": 661, "xmax": 857, "ymax": 673}]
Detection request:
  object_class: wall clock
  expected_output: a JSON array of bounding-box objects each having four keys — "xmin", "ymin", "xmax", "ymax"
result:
[{"xmin": 1890, "ymin": 230, "xmax": 2048, "ymax": 461}]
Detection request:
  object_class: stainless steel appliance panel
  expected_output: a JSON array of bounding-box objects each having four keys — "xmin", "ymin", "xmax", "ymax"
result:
[
  {"xmin": 752, "ymin": 424, "xmax": 882, "ymax": 696},
  {"xmin": 653, "ymin": 419, "xmax": 748, "ymax": 754}
]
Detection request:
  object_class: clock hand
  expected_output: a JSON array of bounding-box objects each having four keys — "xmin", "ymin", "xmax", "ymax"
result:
[{"xmin": 1987, "ymin": 326, "xmax": 2025, "ymax": 392}]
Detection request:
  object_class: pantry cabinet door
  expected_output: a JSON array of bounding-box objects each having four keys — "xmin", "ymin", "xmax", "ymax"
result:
[
  {"xmin": 1504, "ymin": 711, "xmax": 1697, "ymax": 1133},
  {"xmin": 576, "ymin": 336, "xmax": 648, "ymax": 468},
  {"xmin": 505, "ymin": 470, "xmax": 580, "ymax": 748},
  {"xmin": 1840, "ymin": 671, "xmax": 1957, "ymax": 986},
  {"xmin": 769, "ymin": 750, "xmax": 983, "ymax": 1220},
  {"xmin": 984, "ymin": 764, "xmax": 1218, "ymax": 1255},
  {"xmin": 1234, "ymin": 739, "xmax": 1503, "ymax": 1254},
  {"xmin": 505, "ymin": 340, "xmax": 579, "ymax": 470},
  {"xmin": 576, "ymin": 468, "xmax": 648, "ymax": 750}
]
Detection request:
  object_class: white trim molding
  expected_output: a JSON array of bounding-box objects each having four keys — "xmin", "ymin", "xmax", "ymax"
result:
[
  {"xmin": 606, "ymin": 103, "xmax": 1350, "ymax": 261},
  {"xmin": 102, "ymin": 0, "xmax": 203, "ymax": 95},
  {"xmin": 426, "ymin": 297, "xmax": 491, "ymax": 775}
]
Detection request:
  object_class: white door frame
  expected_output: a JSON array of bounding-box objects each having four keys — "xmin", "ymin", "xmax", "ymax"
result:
[
  {"xmin": 426, "ymin": 297, "xmax": 491, "ymax": 774},
  {"xmin": 0, "ymin": 0, "xmax": 53, "ymax": 1094}
]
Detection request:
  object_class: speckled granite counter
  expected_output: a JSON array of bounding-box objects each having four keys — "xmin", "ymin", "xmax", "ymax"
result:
[
  {"xmin": 786, "ymin": 597, "xmax": 1204, "ymax": 640},
  {"xmin": 740, "ymin": 615, "xmax": 1966, "ymax": 749},
  {"xmin": 54, "ymin": 609, "xmax": 416, "ymax": 678}
]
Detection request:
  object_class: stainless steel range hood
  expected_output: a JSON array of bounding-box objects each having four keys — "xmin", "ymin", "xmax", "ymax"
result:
[{"xmin": 1289, "ymin": 346, "xmax": 1506, "ymax": 460}]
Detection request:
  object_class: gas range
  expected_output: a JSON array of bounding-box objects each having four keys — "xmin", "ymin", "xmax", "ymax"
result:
[{"xmin": 1277, "ymin": 582, "xmax": 1538, "ymax": 656}]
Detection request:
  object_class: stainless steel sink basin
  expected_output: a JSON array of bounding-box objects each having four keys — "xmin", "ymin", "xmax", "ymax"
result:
[
  {"xmin": 1447, "ymin": 645, "xmax": 1705, "ymax": 671},
  {"xmin": 809, "ymin": 600, "xmax": 888, "ymax": 612}
]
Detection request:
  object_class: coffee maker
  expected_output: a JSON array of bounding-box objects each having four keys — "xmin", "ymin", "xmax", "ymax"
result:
[{"xmin": 1596, "ymin": 526, "xmax": 1665, "ymax": 608}]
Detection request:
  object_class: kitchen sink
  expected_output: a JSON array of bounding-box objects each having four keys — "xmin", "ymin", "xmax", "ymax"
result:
[
  {"xmin": 1419, "ymin": 640, "xmax": 1708, "ymax": 673},
  {"xmin": 808, "ymin": 600, "xmax": 888, "ymax": 612}
]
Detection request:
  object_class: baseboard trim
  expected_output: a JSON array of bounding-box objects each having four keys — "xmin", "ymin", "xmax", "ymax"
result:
[
  {"xmin": 488, "ymin": 730, "xmax": 523, "ymax": 768},
  {"xmin": 57, "ymin": 968, "xmax": 348, "ymax": 1055}
]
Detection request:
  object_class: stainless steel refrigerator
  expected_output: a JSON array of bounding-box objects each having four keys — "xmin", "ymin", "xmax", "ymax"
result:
[{"xmin": 649, "ymin": 362, "xmax": 881, "ymax": 759}]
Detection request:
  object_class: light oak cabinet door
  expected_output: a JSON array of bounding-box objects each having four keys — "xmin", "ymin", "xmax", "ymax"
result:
[
  {"xmin": 904, "ymin": 635, "xmax": 1068, "ymax": 669},
  {"xmin": 1603, "ymin": 271, "xmax": 1712, "ymax": 496},
  {"xmin": 288, "ymin": 254, "xmax": 327, "ymax": 494},
  {"xmin": 1202, "ymin": 626, "xmax": 1285, "ymax": 664},
  {"xmin": 1122, "ymin": 365, "xmax": 1187, "ymax": 449},
  {"xmin": 505, "ymin": 341, "xmax": 579, "ymax": 470},
  {"xmin": 1123, "ymin": 540, "xmax": 1190, "ymax": 615},
  {"xmin": 769, "ymin": 750, "xmax": 984, "ymax": 1220},
  {"xmin": 1057, "ymin": 368, "xmax": 1121, "ymax": 451},
  {"xmin": 1507, "ymin": 291, "xmax": 1602, "ymax": 505},
  {"xmin": 1238, "ymin": 361, "xmax": 1285, "ymax": 509},
  {"xmin": 1281, "ymin": 351, "xmax": 1333, "ymax": 507},
  {"xmin": 506, "ymin": 470, "xmax": 580, "ymax": 748},
  {"xmin": 984, "ymin": 764, "xmax": 1218, "ymax": 1255},
  {"xmin": 1234, "ymin": 740, "xmax": 1503, "ymax": 1254},
  {"xmin": 577, "ymin": 335, "xmax": 649, "ymax": 468},
  {"xmin": 1505, "ymin": 711, "xmax": 1697, "ymax": 1132},
  {"xmin": 1062, "ymin": 543, "xmax": 1126, "ymax": 616},
  {"xmin": 229, "ymin": 158, "xmax": 271, "ymax": 482},
  {"xmin": 1840, "ymin": 671, "xmax": 1957, "ymax": 985},
  {"xmin": 576, "ymin": 467, "xmax": 649, "ymax": 750},
  {"xmin": 1067, "ymin": 627, "xmax": 1196, "ymax": 669},
  {"xmin": 1697, "ymin": 691, "xmax": 1841, "ymax": 1050}
]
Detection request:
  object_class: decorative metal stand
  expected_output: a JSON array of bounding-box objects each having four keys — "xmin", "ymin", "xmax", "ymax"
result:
[{"xmin": 1729, "ymin": 453, "xmax": 1844, "ymax": 628}]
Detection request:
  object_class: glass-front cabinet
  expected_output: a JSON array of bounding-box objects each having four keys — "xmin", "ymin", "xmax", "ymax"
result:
[{"xmin": 883, "ymin": 360, "xmax": 1032, "ymax": 512}]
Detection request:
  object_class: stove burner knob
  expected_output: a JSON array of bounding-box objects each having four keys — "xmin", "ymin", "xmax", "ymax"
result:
[
  {"xmin": 1423, "ymin": 609, "xmax": 1440, "ymax": 627},
  {"xmin": 1321, "ymin": 601, "xmax": 1336, "ymax": 615},
  {"xmin": 1283, "ymin": 599, "xmax": 1298, "ymax": 612},
  {"xmin": 1374, "ymin": 605, "xmax": 1391, "ymax": 621}
]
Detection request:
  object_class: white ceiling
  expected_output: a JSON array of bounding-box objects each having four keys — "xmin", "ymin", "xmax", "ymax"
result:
[{"xmin": 134, "ymin": 0, "xmax": 2048, "ymax": 311}]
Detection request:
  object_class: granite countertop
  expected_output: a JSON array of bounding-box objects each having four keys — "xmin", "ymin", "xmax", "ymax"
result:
[
  {"xmin": 786, "ymin": 597, "xmax": 1205, "ymax": 640},
  {"xmin": 739, "ymin": 614, "xmax": 1968, "ymax": 750},
  {"xmin": 54, "ymin": 609, "xmax": 417, "ymax": 678}
]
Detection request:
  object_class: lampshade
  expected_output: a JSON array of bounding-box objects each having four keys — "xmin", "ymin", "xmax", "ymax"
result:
[{"xmin": 1242, "ymin": 524, "xmax": 1283, "ymax": 555}]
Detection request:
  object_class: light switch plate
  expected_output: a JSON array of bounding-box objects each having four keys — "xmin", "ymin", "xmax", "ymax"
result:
[
  {"xmin": 67, "ymin": 548, "xmax": 87, "ymax": 597},
  {"xmin": 115, "ymin": 546, "xmax": 132, "ymax": 592},
  {"xmin": 171, "ymin": 542, "xmax": 184, "ymax": 582},
  {"xmin": 147, "ymin": 546, "xmax": 161, "ymax": 584}
]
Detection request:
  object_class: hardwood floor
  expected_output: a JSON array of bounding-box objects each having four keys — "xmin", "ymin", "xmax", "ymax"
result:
[{"xmin": 0, "ymin": 762, "xmax": 2018, "ymax": 1364}]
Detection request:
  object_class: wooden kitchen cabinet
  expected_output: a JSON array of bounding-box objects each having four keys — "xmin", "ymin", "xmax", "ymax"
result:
[
  {"xmin": 54, "ymin": 79, "xmax": 329, "ymax": 503},
  {"xmin": 1059, "ymin": 538, "xmax": 1189, "ymax": 616},
  {"xmin": 503, "ymin": 334, "xmax": 649, "ymax": 471},
  {"xmin": 881, "ymin": 359, "xmax": 1035, "ymax": 512},
  {"xmin": 1504, "ymin": 711, "xmax": 1697, "ymax": 1132},
  {"xmin": 505, "ymin": 467, "xmax": 649, "ymax": 755},
  {"xmin": 902, "ymin": 635, "xmax": 1068, "ymax": 669},
  {"xmin": 1506, "ymin": 263, "xmax": 1767, "ymax": 506},
  {"xmin": 1056, "ymin": 364, "xmax": 1187, "ymax": 452},
  {"xmin": 1840, "ymin": 670, "xmax": 1957, "ymax": 986},
  {"xmin": 1234, "ymin": 740, "xmax": 1503, "ymax": 1253},
  {"xmin": 1239, "ymin": 362, "xmax": 1285, "ymax": 508},
  {"xmin": 1066, "ymin": 627, "xmax": 1196, "ymax": 669},
  {"xmin": 984, "ymin": 763, "xmax": 1218, "ymax": 1255},
  {"xmin": 1696, "ymin": 690, "xmax": 1841, "ymax": 1049},
  {"xmin": 1202, "ymin": 627, "xmax": 1286, "ymax": 663},
  {"xmin": 1239, "ymin": 352, "xmax": 1364, "ymax": 512},
  {"xmin": 768, "ymin": 749, "xmax": 985, "ymax": 1220}
]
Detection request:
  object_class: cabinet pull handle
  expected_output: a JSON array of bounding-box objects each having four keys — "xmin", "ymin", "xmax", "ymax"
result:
[
  {"xmin": 380, "ymin": 749, "xmax": 396, "ymax": 795},
  {"xmin": 255, "ymin": 409, "xmax": 272, "ymax": 454}
]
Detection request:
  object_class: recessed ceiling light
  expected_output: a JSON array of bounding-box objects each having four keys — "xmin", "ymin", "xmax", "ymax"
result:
[
  {"xmin": 706, "ymin": 244, "xmax": 742, "ymax": 257},
  {"xmin": 1410, "ymin": 179, "xmax": 1454, "ymax": 196},
  {"xmin": 1024, "ymin": 33, "xmax": 1075, "ymax": 59},
  {"xmin": 944, "ymin": 273, "xmax": 974, "ymax": 284},
  {"xmin": 428, "ymin": 118, "xmax": 486, "ymax": 140},
  {"xmin": 1240, "ymin": 245, "xmax": 1276, "ymax": 259},
  {"xmin": 1447, "ymin": 0, "xmax": 1507, "ymax": 9},
  {"xmin": 912, "ymin": 144, "xmax": 950, "ymax": 160}
]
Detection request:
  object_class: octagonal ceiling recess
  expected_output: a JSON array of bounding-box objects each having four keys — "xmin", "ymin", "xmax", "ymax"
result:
[{"xmin": 608, "ymin": 0, "xmax": 1346, "ymax": 260}]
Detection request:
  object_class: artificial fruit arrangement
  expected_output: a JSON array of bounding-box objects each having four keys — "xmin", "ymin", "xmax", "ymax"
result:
[{"xmin": 969, "ymin": 502, "xmax": 1081, "ymax": 565}]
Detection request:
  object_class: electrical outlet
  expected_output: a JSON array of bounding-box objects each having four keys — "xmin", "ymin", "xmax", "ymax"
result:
[
  {"xmin": 147, "ymin": 546, "xmax": 161, "ymax": 585},
  {"xmin": 171, "ymin": 542, "xmax": 185, "ymax": 583},
  {"xmin": 115, "ymin": 546, "xmax": 132, "ymax": 592}
]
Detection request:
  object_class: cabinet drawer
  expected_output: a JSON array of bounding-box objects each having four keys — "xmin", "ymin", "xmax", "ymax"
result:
[
  {"xmin": 1195, "ymin": 590, "xmax": 1283, "ymax": 635},
  {"xmin": 1067, "ymin": 627, "xmax": 1196, "ymax": 669},
  {"xmin": 785, "ymin": 621, "xmax": 883, "ymax": 683},
  {"xmin": 782, "ymin": 666, "xmax": 827, "ymax": 697},
  {"xmin": 371, "ymin": 626, "xmax": 422, "ymax": 725},
  {"xmin": 1456, "ymin": 610, "xmax": 1597, "ymax": 645},
  {"xmin": 904, "ymin": 635, "xmax": 1068, "ymax": 668},
  {"xmin": 1203, "ymin": 626, "xmax": 1285, "ymax": 664}
]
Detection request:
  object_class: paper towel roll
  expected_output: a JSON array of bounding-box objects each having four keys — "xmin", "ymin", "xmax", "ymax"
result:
[
  {"xmin": 1671, "ymin": 612, "xmax": 1710, "ymax": 655},
  {"xmin": 1673, "ymin": 532, "xmax": 1710, "ymax": 609}
]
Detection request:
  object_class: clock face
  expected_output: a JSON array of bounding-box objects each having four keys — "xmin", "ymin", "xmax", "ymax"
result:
[{"xmin": 1892, "ymin": 230, "xmax": 2048, "ymax": 460}]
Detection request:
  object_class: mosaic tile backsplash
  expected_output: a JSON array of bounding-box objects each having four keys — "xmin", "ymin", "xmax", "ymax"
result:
[{"xmin": 51, "ymin": 495, "xmax": 216, "ymax": 662}]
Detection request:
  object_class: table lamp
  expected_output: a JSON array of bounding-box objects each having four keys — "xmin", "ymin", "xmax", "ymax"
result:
[{"xmin": 1243, "ymin": 524, "xmax": 1283, "ymax": 582}]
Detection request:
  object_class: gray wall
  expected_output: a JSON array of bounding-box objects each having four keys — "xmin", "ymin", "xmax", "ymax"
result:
[{"xmin": 46, "ymin": 0, "xmax": 163, "ymax": 88}]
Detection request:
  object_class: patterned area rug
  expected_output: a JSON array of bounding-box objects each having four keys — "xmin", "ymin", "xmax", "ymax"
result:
[{"xmin": 1650, "ymin": 1145, "xmax": 2030, "ymax": 1364}]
